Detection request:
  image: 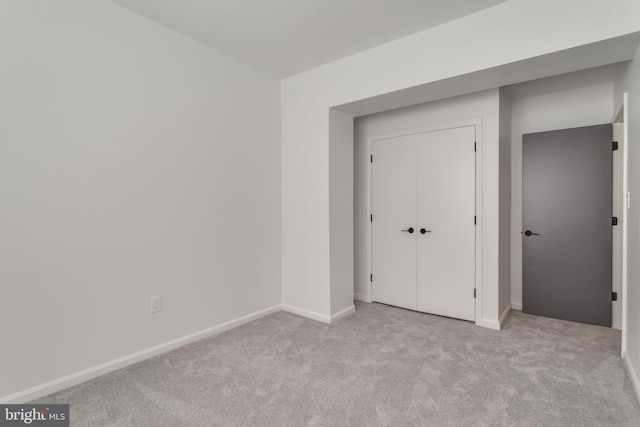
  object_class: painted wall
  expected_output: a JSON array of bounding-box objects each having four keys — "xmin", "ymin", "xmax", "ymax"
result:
[
  {"xmin": 615, "ymin": 45, "xmax": 640, "ymax": 401},
  {"xmin": 329, "ymin": 109, "xmax": 355, "ymax": 317},
  {"xmin": 282, "ymin": 0, "xmax": 640, "ymax": 324},
  {"xmin": 498, "ymin": 89, "xmax": 512, "ymax": 320},
  {"xmin": 510, "ymin": 83, "xmax": 615, "ymax": 310},
  {"xmin": 353, "ymin": 90, "xmax": 500, "ymax": 327},
  {"xmin": 0, "ymin": 0, "xmax": 281, "ymax": 401}
]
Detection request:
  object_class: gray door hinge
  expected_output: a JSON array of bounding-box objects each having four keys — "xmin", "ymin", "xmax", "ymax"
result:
[
  {"xmin": 474, "ymin": 142, "xmax": 477, "ymax": 151},
  {"xmin": 370, "ymin": 274, "xmax": 373, "ymax": 282},
  {"xmin": 613, "ymin": 217, "xmax": 618, "ymax": 226},
  {"xmin": 474, "ymin": 289, "xmax": 476, "ymax": 299},
  {"xmin": 613, "ymin": 141, "xmax": 619, "ymax": 151},
  {"xmin": 370, "ymin": 154, "xmax": 373, "ymax": 163}
]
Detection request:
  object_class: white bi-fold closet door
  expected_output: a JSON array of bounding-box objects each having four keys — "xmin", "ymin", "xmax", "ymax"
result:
[{"xmin": 371, "ymin": 125, "xmax": 476, "ymax": 322}]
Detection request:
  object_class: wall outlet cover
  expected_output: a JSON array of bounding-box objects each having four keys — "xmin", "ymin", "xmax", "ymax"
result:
[{"xmin": 151, "ymin": 296, "xmax": 162, "ymax": 313}]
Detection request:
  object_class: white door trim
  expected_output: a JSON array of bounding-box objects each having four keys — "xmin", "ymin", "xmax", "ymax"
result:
[
  {"xmin": 366, "ymin": 119, "xmax": 483, "ymax": 325},
  {"xmin": 613, "ymin": 94, "xmax": 629, "ymax": 355}
]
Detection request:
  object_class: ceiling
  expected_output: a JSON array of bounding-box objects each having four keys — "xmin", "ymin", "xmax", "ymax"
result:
[{"xmin": 109, "ymin": 0, "xmax": 507, "ymax": 78}]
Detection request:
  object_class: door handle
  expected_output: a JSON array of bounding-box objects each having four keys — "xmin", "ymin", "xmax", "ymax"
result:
[
  {"xmin": 420, "ymin": 228, "xmax": 431, "ymax": 234},
  {"xmin": 401, "ymin": 227, "xmax": 414, "ymax": 234},
  {"xmin": 524, "ymin": 230, "xmax": 540, "ymax": 236}
]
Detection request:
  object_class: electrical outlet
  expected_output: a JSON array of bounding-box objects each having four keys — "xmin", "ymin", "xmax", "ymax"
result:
[{"xmin": 150, "ymin": 295, "xmax": 162, "ymax": 313}]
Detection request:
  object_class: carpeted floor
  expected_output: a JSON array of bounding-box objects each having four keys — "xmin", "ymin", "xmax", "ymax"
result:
[{"xmin": 35, "ymin": 302, "xmax": 640, "ymax": 426}]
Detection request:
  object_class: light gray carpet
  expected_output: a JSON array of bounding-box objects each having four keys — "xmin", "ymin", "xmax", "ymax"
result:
[{"xmin": 35, "ymin": 302, "xmax": 640, "ymax": 426}]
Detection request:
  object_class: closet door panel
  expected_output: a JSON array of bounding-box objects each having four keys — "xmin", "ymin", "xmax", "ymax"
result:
[
  {"xmin": 371, "ymin": 135, "xmax": 418, "ymax": 310},
  {"xmin": 416, "ymin": 126, "xmax": 476, "ymax": 321}
]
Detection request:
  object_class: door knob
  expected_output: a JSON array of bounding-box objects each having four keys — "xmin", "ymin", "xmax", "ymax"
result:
[
  {"xmin": 420, "ymin": 228, "xmax": 431, "ymax": 234},
  {"xmin": 401, "ymin": 227, "xmax": 414, "ymax": 234},
  {"xmin": 524, "ymin": 230, "xmax": 540, "ymax": 236}
]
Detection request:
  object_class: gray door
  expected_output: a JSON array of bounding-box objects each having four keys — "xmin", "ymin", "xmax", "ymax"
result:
[{"xmin": 523, "ymin": 124, "xmax": 612, "ymax": 326}]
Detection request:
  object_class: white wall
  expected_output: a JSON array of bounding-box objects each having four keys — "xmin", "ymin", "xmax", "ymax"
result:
[
  {"xmin": 0, "ymin": 0, "xmax": 281, "ymax": 401},
  {"xmin": 329, "ymin": 109, "xmax": 355, "ymax": 318},
  {"xmin": 615, "ymin": 46, "xmax": 640, "ymax": 402},
  {"xmin": 498, "ymin": 89, "xmax": 512, "ymax": 320},
  {"xmin": 353, "ymin": 89, "xmax": 500, "ymax": 327},
  {"xmin": 282, "ymin": 0, "xmax": 640, "ymax": 325},
  {"xmin": 510, "ymin": 83, "xmax": 615, "ymax": 309}
]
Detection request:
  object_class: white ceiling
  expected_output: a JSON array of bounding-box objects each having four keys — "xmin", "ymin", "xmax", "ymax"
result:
[{"xmin": 109, "ymin": 0, "xmax": 507, "ymax": 78}]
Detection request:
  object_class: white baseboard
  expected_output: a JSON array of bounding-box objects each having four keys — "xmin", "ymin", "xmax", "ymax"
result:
[
  {"xmin": 331, "ymin": 305, "xmax": 356, "ymax": 323},
  {"xmin": 623, "ymin": 350, "xmax": 640, "ymax": 406},
  {"xmin": 282, "ymin": 304, "xmax": 331, "ymax": 324},
  {"xmin": 478, "ymin": 306, "xmax": 511, "ymax": 331},
  {"xmin": 354, "ymin": 292, "xmax": 371, "ymax": 303},
  {"xmin": 499, "ymin": 304, "xmax": 511, "ymax": 328},
  {"xmin": 282, "ymin": 304, "xmax": 356, "ymax": 324},
  {"xmin": 476, "ymin": 318, "xmax": 501, "ymax": 331},
  {"xmin": 0, "ymin": 304, "xmax": 282, "ymax": 404},
  {"xmin": 511, "ymin": 302, "xmax": 522, "ymax": 311}
]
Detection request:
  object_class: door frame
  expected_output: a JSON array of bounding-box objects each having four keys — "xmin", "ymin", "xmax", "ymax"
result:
[
  {"xmin": 365, "ymin": 119, "xmax": 483, "ymax": 325},
  {"xmin": 613, "ymin": 94, "xmax": 628, "ymax": 355}
]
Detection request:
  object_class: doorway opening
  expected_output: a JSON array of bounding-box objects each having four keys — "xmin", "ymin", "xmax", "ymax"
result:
[
  {"xmin": 369, "ymin": 124, "xmax": 477, "ymax": 322},
  {"xmin": 521, "ymin": 124, "xmax": 614, "ymax": 326}
]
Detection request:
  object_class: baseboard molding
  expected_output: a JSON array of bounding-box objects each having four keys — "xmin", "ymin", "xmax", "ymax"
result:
[
  {"xmin": 623, "ymin": 350, "xmax": 640, "ymax": 406},
  {"xmin": 0, "ymin": 304, "xmax": 282, "ymax": 404},
  {"xmin": 354, "ymin": 292, "xmax": 371, "ymax": 303},
  {"xmin": 511, "ymin": 302, "xmax": 522, "ymax": 311},
  {"xmin": 499, "ymin": 305, "xmax": 511, "ymax": 328},
  {"xmin": 282, "ymin": 304, "xmax": 331, "ymax": 324},
  {"xmin": 331, "ymin": 305, "xmax": 356, "ymax": 323},
  {"xmin": 476, "ymin": 317, "xmax": 501, "ymax": 331}
]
